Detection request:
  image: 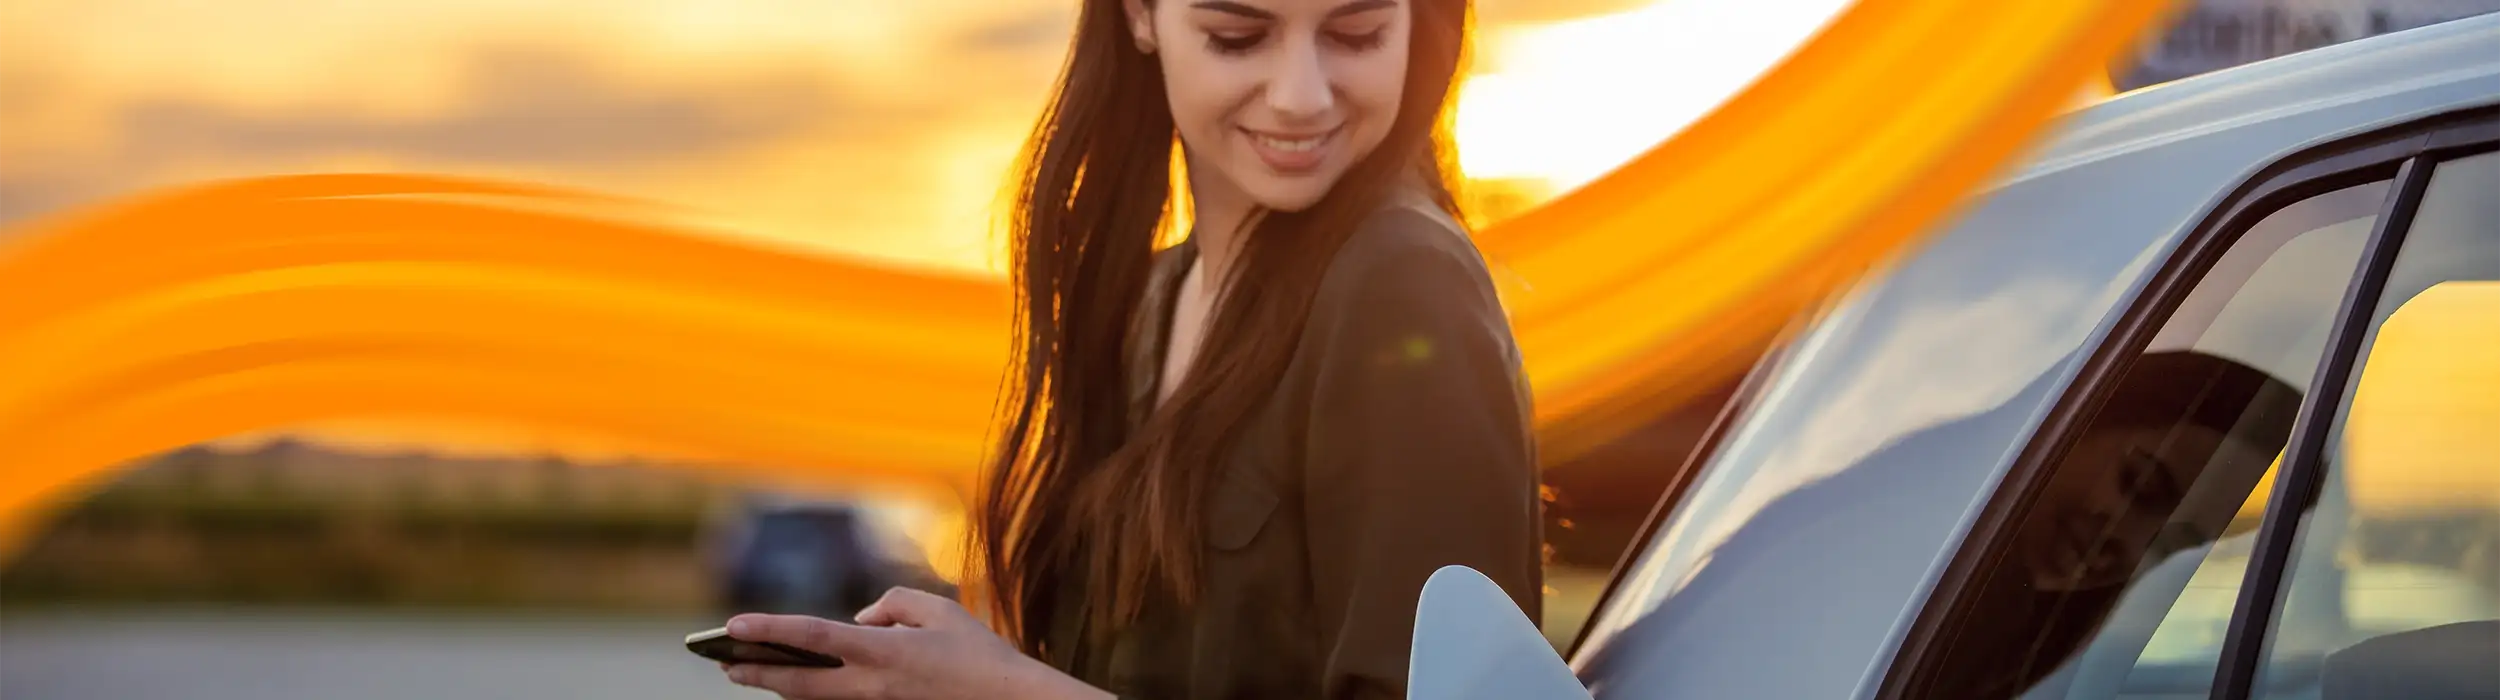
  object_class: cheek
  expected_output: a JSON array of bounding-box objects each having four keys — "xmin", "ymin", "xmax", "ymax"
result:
[
  {"xmin": 1160, "ymin": 56, "xmax": 1254, "ymax": 141},
  {"xmin": 1341, "ymin": 40, "xmax": 1411, "ymax": 145}
]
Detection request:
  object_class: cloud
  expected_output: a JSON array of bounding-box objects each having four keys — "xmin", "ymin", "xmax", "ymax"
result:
[
  {"xmin": 961, "ymin": 6, "xmax": 1076, "ymax": 52},
  {"xmin": 112, "ymin": 46, "xmax": 843, "ymax": 166},
  {"xmin": 0, "ymin": 178, "xmax": 50, "ymax": 225},
  {"xmin": 0, "ymin": 63, "xmax": 61, "ymax": 123},
  {"xmin": 0, "ymin": 44, "xmax": 868, "ymax": 229},
  {"xmin": 0, "ymin": 171, "xmax": 97, "ymax": 226}
]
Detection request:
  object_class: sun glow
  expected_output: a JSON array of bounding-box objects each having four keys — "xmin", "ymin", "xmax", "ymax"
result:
[{"xmin": 1454, "ymin": 0, "xmax": 1854, "ymax": 193}]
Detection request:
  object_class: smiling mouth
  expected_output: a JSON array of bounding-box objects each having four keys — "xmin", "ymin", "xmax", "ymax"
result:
[
  {"xmin": 1248, "ymin": 129, "xmax": 1334, "ymax": 152},
  {"xmin": 1242, "ymin": 126, "xmax": 1340, "ymax": 173}
]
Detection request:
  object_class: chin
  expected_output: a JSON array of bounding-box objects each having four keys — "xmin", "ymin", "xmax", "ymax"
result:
[{"xmin": 1243, "ymin": 180, "xmax": 1337, "ymax": 213}]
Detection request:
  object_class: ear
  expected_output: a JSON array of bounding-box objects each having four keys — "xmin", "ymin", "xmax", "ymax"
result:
[{"xmin": 1123, "ymin": 0, "xmax": 1158, "ymax": 54}]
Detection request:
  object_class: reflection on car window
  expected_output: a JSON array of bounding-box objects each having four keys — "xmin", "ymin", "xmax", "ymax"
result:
[
  {"xmin": 1921, "ymin": 179, "xmax": 2392, "ymax": 700},
  {"xmin": 1541, "ymin": 297, "xmax": 1825, "ymax": 654},
  {"xmin": 2257, "ymin": 150, "xmax": 2500, "ymax": 700}
]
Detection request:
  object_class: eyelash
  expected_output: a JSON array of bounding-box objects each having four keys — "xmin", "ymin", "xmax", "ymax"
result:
[{"xmin": 1205, "ymin": 28, "xmax": 1387, "ymax": 55}]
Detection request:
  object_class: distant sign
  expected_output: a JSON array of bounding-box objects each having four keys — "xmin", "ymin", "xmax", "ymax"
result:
[{"xmin": 2113, "ymin": 0, "xmax": 2500, "ymax": 90}]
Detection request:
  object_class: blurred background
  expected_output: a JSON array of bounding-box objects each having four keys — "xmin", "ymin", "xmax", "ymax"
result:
[{"xmin": 3, "ymin": 0, "xmax": 2495, "ymax": 698}]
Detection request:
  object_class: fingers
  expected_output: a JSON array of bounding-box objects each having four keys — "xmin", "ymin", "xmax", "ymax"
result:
[
  {"xmin": 854, "ymin": 587, "xmax": 959, "ymax": 629},
  {"xmin": 723, "ymin": 663, "xmax": 877, "ymax": 699},
  {"xmin": 727, "ymin": 613, "xmax": 877, "ymax": 657}
]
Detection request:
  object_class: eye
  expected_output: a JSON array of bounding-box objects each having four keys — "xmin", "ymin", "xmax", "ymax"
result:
[
  {"xmin": 1326, "ymin": 27, "xmax": 1387, "ymax": 51},
  {"xmin": 1206, "ymin": 30, "xmax": 1265, "ymax": 54}
]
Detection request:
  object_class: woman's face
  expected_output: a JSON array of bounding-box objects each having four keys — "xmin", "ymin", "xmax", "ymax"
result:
[{"xmin": 1127, "ymin": 0, "xmax": 1412, "ymax": 213}]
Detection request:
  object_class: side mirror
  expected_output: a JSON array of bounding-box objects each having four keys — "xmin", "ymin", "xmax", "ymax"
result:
[{"xmin": 1407, "ymin": 565, "xmax": 1594, "ymax": 700}]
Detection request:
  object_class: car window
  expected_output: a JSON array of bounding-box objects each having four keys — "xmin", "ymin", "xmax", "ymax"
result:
[
  {"xmin": 2253, "ymin": 149, "xmax": 2500, "ymax": 699},
  {"xmin": 1915, "ymin": 178, "xmax": 2393, "ymax": 700},
  {"xmin": 1545, "ymin": 350, "xmax": 1782, "ymax": 649}
]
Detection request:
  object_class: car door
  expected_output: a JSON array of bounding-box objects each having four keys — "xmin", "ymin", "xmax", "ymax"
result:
[{"xmin": 1879, "ymin": 106, "xmax": 2498, "ymax": 700}]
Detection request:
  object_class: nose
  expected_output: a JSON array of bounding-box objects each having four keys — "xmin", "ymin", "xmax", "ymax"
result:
[{"xmin": 1264, "ymin": 39, "xmax": 1335, "ymax": 122}]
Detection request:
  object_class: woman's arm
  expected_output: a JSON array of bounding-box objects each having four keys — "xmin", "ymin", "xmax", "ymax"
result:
[{"xmin": 1297, "ymin": 218, "xmax": 1545, "ymax": 700}]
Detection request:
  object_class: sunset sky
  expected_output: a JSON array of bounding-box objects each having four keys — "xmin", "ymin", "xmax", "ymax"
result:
[
  {"xmin": 0, "ymin": 0, "xmax": 1855, "ymax": 572},
  {"xmin": 0, "ymin": 0, "xmax": 1850, "ymax": 275},
  {"xmin": 7, "ymin": 2, "xmax": 2490, "ymax": 581}
]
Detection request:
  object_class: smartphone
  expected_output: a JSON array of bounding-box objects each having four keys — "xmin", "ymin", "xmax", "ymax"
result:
[{"xmin": 684, "ymin": 626, "xmax": 845, "ymax": 668}]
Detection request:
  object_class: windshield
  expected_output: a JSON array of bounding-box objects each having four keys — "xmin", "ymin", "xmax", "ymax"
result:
[
  {"xmin": 1566, "ymin": 287, "xmax": 1855, "ymax": 659},
  {"xmin": 1564, "ymin": 273, "xmax": 2094, "ymax": 698},
  {"xmin": 1562, "ymin": 167, "xmax": 2174, "ymax": 697}
]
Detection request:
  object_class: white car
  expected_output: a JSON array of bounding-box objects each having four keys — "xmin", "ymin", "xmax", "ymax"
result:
[{"xmin": 1407, "ymin": 13, "xmax": 2500, "ymax": 700}]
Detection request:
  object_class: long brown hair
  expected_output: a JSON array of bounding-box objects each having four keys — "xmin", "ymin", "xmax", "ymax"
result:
[{"xmin": 973, "ymin": 0, "xmax": 1476, "ymax": 654}]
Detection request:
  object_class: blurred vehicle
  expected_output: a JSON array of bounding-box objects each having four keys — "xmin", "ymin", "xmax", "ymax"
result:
[
  {"xmin": 1404, "ymin": 14, "xmax": 2499, "ymax": 700},
  {"xmin": 704, "ymin": 494, "xmax": 958, "ymax": 621},
  {"xmin": 708, "ymin": 497, "xmax": 886, "ymax": 620},
  {"xmin": 2113, "ymin": 0, "xmax": 2500, "ymax": 90}
]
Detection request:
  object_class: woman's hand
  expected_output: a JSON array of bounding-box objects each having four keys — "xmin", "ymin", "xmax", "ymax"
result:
[{"xmin": 719, "ymin": 587, "xmax": 1113, "ymax": 700}]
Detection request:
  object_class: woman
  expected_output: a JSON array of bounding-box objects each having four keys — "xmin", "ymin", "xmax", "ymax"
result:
[{"xmin": 717, "ymin": 0, "xmax": 1541, "ymax": 697}]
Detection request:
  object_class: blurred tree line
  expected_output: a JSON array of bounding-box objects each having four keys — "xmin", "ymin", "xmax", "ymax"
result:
[{"xmin": 0, "ymin": 439, "xmax": 733, "ymax": 612}]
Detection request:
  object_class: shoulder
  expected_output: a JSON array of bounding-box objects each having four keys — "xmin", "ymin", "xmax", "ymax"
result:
[
  {"xmin": 1313, "ymin": 201, "xmax": 1504, "ymax": 318},
  {"xmin": 1328, "ymin": 201, "xmax": 1489, "ymax": 283},
  {"xmin": 1295, "ymin": 200, "xmax": 1523, "ymax": 392}
]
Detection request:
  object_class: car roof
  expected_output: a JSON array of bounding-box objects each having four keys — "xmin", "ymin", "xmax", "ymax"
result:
[
  {"xmin": 2014, "ymin": 12, "xmax": 2500, "ymax": 188},
  {"xmin": 1571, "ymin": 15, "xmax": 2500, "ymax": 700}
]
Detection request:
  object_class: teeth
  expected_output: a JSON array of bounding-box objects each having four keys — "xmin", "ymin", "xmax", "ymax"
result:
[{"xmin": 1255, "ymin": 133, "xmax": 1325, "ymax": 152}]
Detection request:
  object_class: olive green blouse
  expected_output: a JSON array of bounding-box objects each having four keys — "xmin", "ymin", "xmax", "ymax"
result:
[{"xmin": 1040, "ymin": 201, "xmax": 1546, "ymax": 700}]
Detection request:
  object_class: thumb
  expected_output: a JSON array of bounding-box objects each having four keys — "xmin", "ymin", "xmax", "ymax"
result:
[
  {"xmin": 853, "ymin": 587, "xmax": 953, "ymax": 628},
  {"xmin": 853, "ymin": 599, "xmax": 901, "ymax": 627}
]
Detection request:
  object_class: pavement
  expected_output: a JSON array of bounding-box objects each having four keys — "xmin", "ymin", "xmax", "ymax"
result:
[{"xmin": 1, "ymin": 607, "xmax": 767, "ymax": 700}]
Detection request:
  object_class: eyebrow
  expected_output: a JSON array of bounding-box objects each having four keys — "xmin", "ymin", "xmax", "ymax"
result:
[{"xmin": 1189, "ymin": 0, "xmax": 1396, "ymax": 21}]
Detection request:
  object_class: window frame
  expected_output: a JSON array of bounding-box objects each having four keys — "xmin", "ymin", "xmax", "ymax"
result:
[
  {"xmin": 1876, "ymin": 103, "xmax": 2500, "ymax": 700},
  {"xmin": 2216, "ymin": 125, "xmax": 2500, "ymax": 699}
]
